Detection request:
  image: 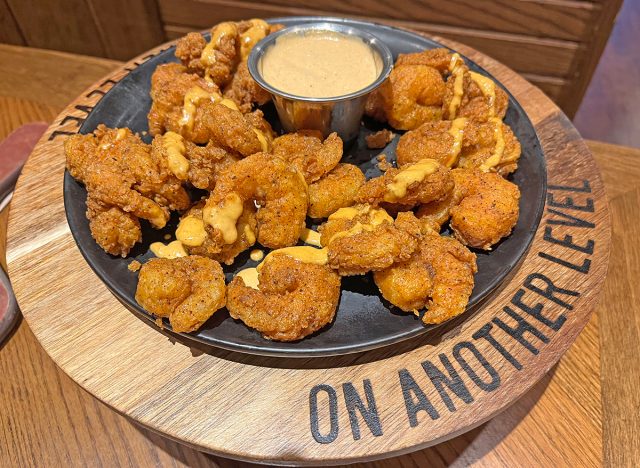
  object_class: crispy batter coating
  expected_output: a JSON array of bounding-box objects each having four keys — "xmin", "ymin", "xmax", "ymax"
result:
[
  {"xmin": 206, "ymin": 152, "xmax": 308, "ymax": 249},
  {"xmin": 65, "ymin": 125, "xmax": 191, "ymax": 256},
  {"xmin": 152, "ymin": 135, "xmax": 239, "ymax": 191},
  {"xmin": 417, "ymin": 168, "xmax": 521, "ymax": 249},
  {"xmin": 86, "ymin": 199, "xmax": 141, "ymax": 257},
  {"xmin": 181, "ymin": 201, "xmax": 257, "ymax": 265},
  {"xmin": 457, "ymin": 119, "xmax": 521, "ymax": 176},
  {"xmin": 365, "ymin": 129, "xmax": 395, "ymax": 149},
  {"xmin": 148, "ymin": 63, "xmax": 273, "ymax": 150},
  {"xmin": 196, "ymin": 103, "xmax": 272, "ymax": 154},
  {"xmin": 396, "ymin": 119, "xmax": 521, "ymax": 175},
  {"xmin": 319, "ymin": 204, "xmax": 417, "ymax": 275},
  {"xmin": 176, "ymin": 27, "xmax": 237, "ymax": 87},
  {"xmin": 223, "ymin": 61, "xmax": 271, "ymax": 113},
  {"xmin": 308, "ymin": 163, "xmax": 365, "ymax": 219},
  {"xmin": 374, "ymin": 213, "xmax": 477, "ymax": 324},
  {"xmin": 396, "ymin": 120, "xmax": 463, "ymax": 167},
  {"xmin": 148, "ymin": 63, "xmax": 221, "ymax": 138},
  {"xmin": 175, "ymin": 20, "xmax": 282, "ymax": 109},
  {"xmin": 370, "ymin": 64, "xmax": 446, "ymax": 130},
  {"xmin": 395, "ymin": 48, "xmax": 453, "ymax": 73},
  {"xmin": 272, "ymin": 131, "xmax": 343, "ymax": 183},
  {"xmin": 135, "ymin": 256, "xmax": 226, "ymax": 333},
  {"xmin": 442, "ymin": 69, "xmax": 508, "ymax": 122},
  {"xmin": 355, "ymin": 159, "xmax": 453, "ymax": 210},
  {"xmin": 227, "ymin": 254, "xmax": 341, "ymax": 341}
]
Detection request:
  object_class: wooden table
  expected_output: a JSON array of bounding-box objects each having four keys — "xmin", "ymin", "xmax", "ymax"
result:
[{"xmin": 0, "ymin": 44, "xmax": 637, "ymax": 467}]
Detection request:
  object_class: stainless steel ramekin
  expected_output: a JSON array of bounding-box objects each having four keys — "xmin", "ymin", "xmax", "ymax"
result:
[{"xmin": 248, "ymin": 22, "xmax": 393, "ymax": 141}]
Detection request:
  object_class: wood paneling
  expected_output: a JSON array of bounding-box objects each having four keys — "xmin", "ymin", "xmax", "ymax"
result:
[
  {"xmin": 6, "ymin": 0, "xmax": 107, "ymax": 57},
  {"xmin": 160, "ymin": 0, "xmax": 579, "ymax": 77},
  {"xmin": 86, "ymin": 0, "xmax": 164, "ymax": 60},
  {"xmin": 0, "ymin": 0, "xmax": 23, "ymax": 45},
  {"xmin": 259, "ymin": 0, "xmax": 597, "ymax": 42},
  {"xmin": 0, "ymin": 0, "xmax": 622, "ymax": 120},
  {"xmin": 3, "ymin": 0, "xmax": 164, "ymax": 60}
]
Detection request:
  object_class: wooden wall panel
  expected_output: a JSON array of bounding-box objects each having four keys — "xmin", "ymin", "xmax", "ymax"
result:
[
  {"xmin": 4, "ymin": 0, "xmax": 164, "ymax": 61},
  {"xmin": 86, "ymin": 0, "xmax": 164, "ymax": 61},
  {"xmin": 159, "ymin": 0, "xmax": 578, "ymax": 77},
  {"xmin": 258, "ymin": 0, "xmax": 597, "ymax": 41},
  {"xmin": 6, "ymin": 0, "xmax": 107, "ymax": 57},
  {"xmin": 0, "ymin": 0, "xmax": 24, "ymax": 45}
]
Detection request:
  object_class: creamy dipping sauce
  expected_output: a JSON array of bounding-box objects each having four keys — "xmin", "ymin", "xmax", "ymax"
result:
[{"xmin": 260, "ymin": 30, "xmax": 382, "ymax": 98}]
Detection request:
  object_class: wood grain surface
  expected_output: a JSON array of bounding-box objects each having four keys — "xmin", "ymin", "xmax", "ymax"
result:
[
  {"xmin": 0, "ymin": 40, "xmax": 627, "ymax": 466},
  {"xmin": 0, "ymin": 0, "xmax": 623, "ymax": 117}
]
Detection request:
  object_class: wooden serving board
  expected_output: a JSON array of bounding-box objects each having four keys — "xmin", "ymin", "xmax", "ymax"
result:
[{"xmin": 6, "ymin": 34, "xmax": 610, "ymax": 465}]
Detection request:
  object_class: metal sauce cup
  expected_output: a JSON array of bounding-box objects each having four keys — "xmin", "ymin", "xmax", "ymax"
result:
[{"xmin": 248, "ymin": 22, "xmax": 393, "ymax": 141}]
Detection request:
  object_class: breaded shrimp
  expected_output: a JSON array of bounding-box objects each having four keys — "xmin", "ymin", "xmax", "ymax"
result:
[
  {"xmin": 271, "ymin": 131, "xmax": 343, "ymax": 183},
  {"xmin": 417, "ymin": 168, "xmax": 521, "ymax": 249},
  {"xmin": 442, "ymin": 59, "xmax": 508, "ymax": 122},
  {"xmin": 152, "ymin": 132, "xmax": 239, "ymax": 191},
  {"xmin": 227, "ymin": 249, "xmax": 341, "ymax": 341},
  {"xmin": 204, "ymin": 152, "xmax": 308, "ymax": 249},
  {"xmin": 457, "ymin": 118, "xmax": 521, "ymax": 176},
  {"xmin": 176, "ymin": 23, "xmax": 239, "ymax": 87},
  {"xmin": 319, "ymin": 204, "xmax": 417, "ymax": 276},
  {"xmin": 396, "ymin": 119, "xmax": 468, "ymax": 168},
  {"xmin": 85, "ymin": 198, "xmax": 141, "ymax": 257},
  {"xmin": 177, "ymin": 201, "xmax": 257, "ymax": 265},
  {"xmin": 308, "ymin": 163, "xmax": 365, "ymax": 219},
  {"xmin": 65, "ymin": 125, "xmax": 191, "ymax": 256},
  {"xmin": 396, "ymin": 118, "xmax": 521, "ymax": 175},
  {"xmin": 148, "ymin": 63, "xmax": 221, "ymax": 137},
  {"xmin": 395, "ymin": 48, "xmax": 453, "ymax": 73},
  {"xmin": 355, "ymin": 159, "xmax": 453, "ymax": 210},
  {"xmin": 135, "ymin": 256, "xmax": 226, "ymax": 333},
  {"xmin": 374, "ymin": 213, "xmax": 477, "ymax": 324},
  {"xmin": 371, "ymin": 64, "xmax": 446, "ymax": 130},
  {"xmin": 222, "ymin": 61, "xmax": 271, "ymax": 113}
]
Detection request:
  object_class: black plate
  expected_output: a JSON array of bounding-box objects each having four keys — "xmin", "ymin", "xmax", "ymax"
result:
[{"xmin": 64, "ymin": 17, "xmax": 546, "ymax": 357}]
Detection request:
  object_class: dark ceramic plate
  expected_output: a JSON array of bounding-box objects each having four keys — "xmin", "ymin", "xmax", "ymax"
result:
[{"xmin": 64, "ymin": 17, "xmax": 546, "ymax": 357}]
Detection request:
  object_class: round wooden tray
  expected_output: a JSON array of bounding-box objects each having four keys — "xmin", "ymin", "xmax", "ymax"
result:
[{"xmin": 6, "ymin": 32, "xmax": 610, "ymax": 465}]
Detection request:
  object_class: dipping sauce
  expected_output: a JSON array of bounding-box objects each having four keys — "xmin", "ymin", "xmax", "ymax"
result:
[{"xmin": 260, "ymin": 30, "xmax": 382, "ymax": 98}]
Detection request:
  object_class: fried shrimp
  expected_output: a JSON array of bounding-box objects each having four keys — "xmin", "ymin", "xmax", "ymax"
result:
[
  {"xmin": 153, "ymin": 132, "xmax": 239, "ymax": 191},
  {"xmin": 370, "ymin": 64, "xmax": 446, "ymax": 130},
  {"xmin": 271, "ymin": 131, "xmax": 343, "ymax": 183},
  {"xmin": 175, "ymin": 20, "xmax": 282, "ymax": 109},
  {"xmin": 148, "ymin": 63, "xmax": 221, "ymax": 138},
  {"xmin": 355, "ymin": 159, "xmax": 453, "ymax": 210},
  {"xmin": 177, "ymin": 201, "xmax": 257, "ymax": 265},
  {"xmin": 222, "ymin": 60, "xmax": 271, "ymax": 113},
  {"xmin": 227, "ymin": 248, "xmax": 341, "ymax": 341},
  {"xmin": 457, "ymin": 118, "xmax": 521, "ymax": 176},
  {"xmin": 176, "ymin": 23, "xmax": 239, "ymax": 87},
  {"xmin": 135, "ymin": 256, "xmax": 226, "ymax": 333},
  {"xmin": 85, "ymin": 199, "xmax": 141, "ymax": 257},
  {"xmin": 308, "ymin": 164, "xmax": 365, "ymax": 219},
  {"xmin": 204, "ymin": 152, "xmax": 308, "ymax": 249},
  {"xmin": 417, "ymin": 168, "xmax": 520, "ymax": 249},
  {"xmin": 374, "ymin": 213, "xmax": 477, "ymax": 324},
  {"xmin": 319, "ymin": 204, "xmax": 417, "ymax": 275},
  {"xmin": 442, "ymin": 55, "xmax": 508, "ymax": 122},
  {"xmin": 396, "ymin": 118, "xmax": 521, "ymax": 175},
  {"xmin": 65, "ymin": 125, "xmax": 191, "ymax": 256},
  {"xmin": 148, "ymin": 63, "xmax": 273, "ymax": 150},
  {"xmin": 195, "ymin": 102, "xmax": 273, "ymax": 154}
]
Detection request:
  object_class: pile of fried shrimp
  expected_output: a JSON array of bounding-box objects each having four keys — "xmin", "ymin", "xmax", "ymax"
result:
[{"xmin": 64, "ymin": 20, "xmax": 522, "ymax": 342}]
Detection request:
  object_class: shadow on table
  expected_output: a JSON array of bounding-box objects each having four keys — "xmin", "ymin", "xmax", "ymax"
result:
[{"xmin": 128, "ymin": 365, "xmax": 555, "ymax": 467}]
